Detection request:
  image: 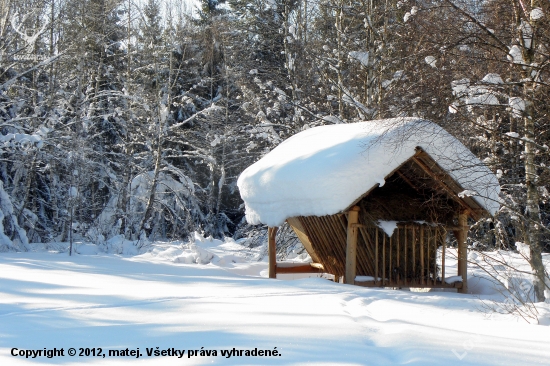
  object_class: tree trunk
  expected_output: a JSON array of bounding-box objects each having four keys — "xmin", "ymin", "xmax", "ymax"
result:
[
  {"xmin": 524, "ymin": 111, "xmax": 546, "ymax": 302},
  {"xmin": 336, "ymin": 1, "xmax": 344, "ymax": 119},
  {"xmin": 138, "ymin": 142, "xmax": 162, "ymax": 239},
  {"xmin": 522, "ymin": 3, "xmax": 546, "ymax": 302}
]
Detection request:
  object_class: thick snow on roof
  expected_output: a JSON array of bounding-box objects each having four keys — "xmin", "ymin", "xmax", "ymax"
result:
[{"xmin": 238, "ymin": 118, "xmax": 500, "ymax": 226}]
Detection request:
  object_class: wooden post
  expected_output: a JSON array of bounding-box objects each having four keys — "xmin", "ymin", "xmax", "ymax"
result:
[
  {"xmin": 375, "ymin": 228, "xmax": 379, "ymax": 285},
  {"xmin": 404, "ymin": 226, "xmax": 407, "ymax": 283},
  {"xmin": 433, "ymin": 232, "xmax": 437, "ymax": 285},
  {"xmin": 389, "ymin": 236, "xmax": 392, "ymax": 283},
  {"xmin": 412, "ymin": 226, "xmax": 415, "ymax": 286},
  {"xmin": 345, "ymin": 206, "xmax": 360, "ymax": 285},
  {"xmin": 396, "ymin": 228, "xmax": 400, "ymax": 285},
  {"xmin": 441, "ymin": 228, "xmax": 446, "ymax": 284},
  {"xmin": 420, "ymin": 225, "xmax": 424, "ymax": 285},
  {"xmin": 268, "ymin": 226, "xmax": 278, "ymax": 279},
  {"xmin": 382, "ymin": 234, "xmax": 386, "ymax": 286},
  {"xmin": 457, "ymin": 213, "xmax": 468, "ymax": 294}
]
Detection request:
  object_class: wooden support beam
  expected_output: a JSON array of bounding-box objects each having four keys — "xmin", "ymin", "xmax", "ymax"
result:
[
  {"xmin": 309, "ymin": 262, "xmax": 325, "ymax": 270},
  {"xmin": 345, "ymin": 206, "xmax": 360, "ymax": 284},
  {"xmin": 411, "ymin": 156, "xmax": 472, "ymax": 213},
  {"xmin": 275, "ymin": 262, "xmax": 325, "ymax": 274},
  {"xmin": 396, "ymin": 170, "xmax": 421, "ymax": 192},
  {"xmin": 457, "ymin": 213, "xmax": 469, "ymax": 294},
  {"xmin": 287, "ymin": 217, "xmax": 320, "ymax": 263},
  {"xmin": 268, "ymin": 227, "xmax": 278, "ymax": 279},
  {"xmin": 413, "ymin": 149, "xmax": 487, "ymax": 221}
]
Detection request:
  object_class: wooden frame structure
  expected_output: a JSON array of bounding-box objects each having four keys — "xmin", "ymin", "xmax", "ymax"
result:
[{"xmin": 267, "ymin": 148, "xmax": 491, "ymax": 293}]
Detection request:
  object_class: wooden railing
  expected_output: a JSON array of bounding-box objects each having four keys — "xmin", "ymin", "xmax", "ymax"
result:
[{"xmin": 354, "ymin": 223, "xmax": 448, "ymax": 287}]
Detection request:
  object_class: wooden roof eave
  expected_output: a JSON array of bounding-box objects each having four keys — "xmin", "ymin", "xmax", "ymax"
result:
[{"xmin": 343, "ymin": 147, "xmax": 490, "ymax": 220}]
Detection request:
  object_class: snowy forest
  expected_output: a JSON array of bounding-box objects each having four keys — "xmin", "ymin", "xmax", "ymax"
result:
[{"xmin": 1, "ymin": 0, "xmax": 549, "ymax": 288}]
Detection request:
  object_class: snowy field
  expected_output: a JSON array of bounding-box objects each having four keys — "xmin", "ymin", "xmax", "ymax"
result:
[{"xmin": 1, "ymin": 235, "xmax": 550, "ymax": 365}]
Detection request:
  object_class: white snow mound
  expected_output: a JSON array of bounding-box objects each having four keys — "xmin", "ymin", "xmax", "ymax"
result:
[{"xmin": 238, "ymin": 118, "xmax": 500, "ymax": 226}]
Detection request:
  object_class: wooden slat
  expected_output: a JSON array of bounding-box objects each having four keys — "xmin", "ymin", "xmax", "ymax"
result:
[
  {"xmin": 325, "ymin": 216, "xmax": 353, "ymax": 275},
  {"xmin": 326, "ymin": 216, "xmax": 370, "ymax": 274},
  {"xmin": 300, "ymin": 217, "xmax": 337, "ymax": 275},
  {"xmin": 327, "ymin": 215, "xmax": 350, "ymax": 276},
  {"xmin": 338, "ymin": 214, "xmax": 348, "ymax": 233},
  {"xmin": 359, "ymin": 202, "xmax": 380, "ymax": 264},
  {"xmin": 357, "ymin": 227, "xmax": 376, "ymax": 275},
  {"xmin": 311, "ymin": 216, "xmax": 342, "ymax": 275},
  {"xmin": 311, "ymin": 216, "xmax": 343, "ymax": 275},
  {"xmin": 354, "ymin": 227, "xmax": 371, "ymax": 275},
  {"xmin": 363, "ymin": 228, "xmax": 377, "ymax": 275},
  {"xmin": 325, "ymin": 215, "xmax": 346, "ymax": 276},
  {"xmin": 319, "ymin": 215, "xmax": 349, "ymax": 276},
  {"xmin": 426, "ymin": 227, "xmax": 430, "ymax": 285},
  {"xmin": 337, "ymin": 215, "xmax": 370, "ymax": 273}
]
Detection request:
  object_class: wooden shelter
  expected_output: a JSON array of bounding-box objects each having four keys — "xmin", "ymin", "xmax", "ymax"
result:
[
  {"xmin": 267, "ymin": 147, "xmax": 492, "ymax": 293},
  {"xmin": 238, "ymin": 118, "xmax": 500, "ymax": 293}
]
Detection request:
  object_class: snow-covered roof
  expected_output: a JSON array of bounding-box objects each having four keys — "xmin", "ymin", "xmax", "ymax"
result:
[{"xmin": 237, "ymin": 118, "xmax": 500, "ymax": 226}]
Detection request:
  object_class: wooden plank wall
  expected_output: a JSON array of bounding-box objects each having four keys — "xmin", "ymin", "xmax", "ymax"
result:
[
  {"xmin": 289, "ymin": 216, "xmax": 447, "ymax": 287},
  {"xmin": 356, "ymin": 224, "xmax": 446, "ymax": 286}
]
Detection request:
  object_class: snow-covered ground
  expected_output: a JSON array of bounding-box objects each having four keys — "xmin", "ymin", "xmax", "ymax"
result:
[{"xmin": 1, "ymin": 235, "xmax": 550, "ymax": 365}]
